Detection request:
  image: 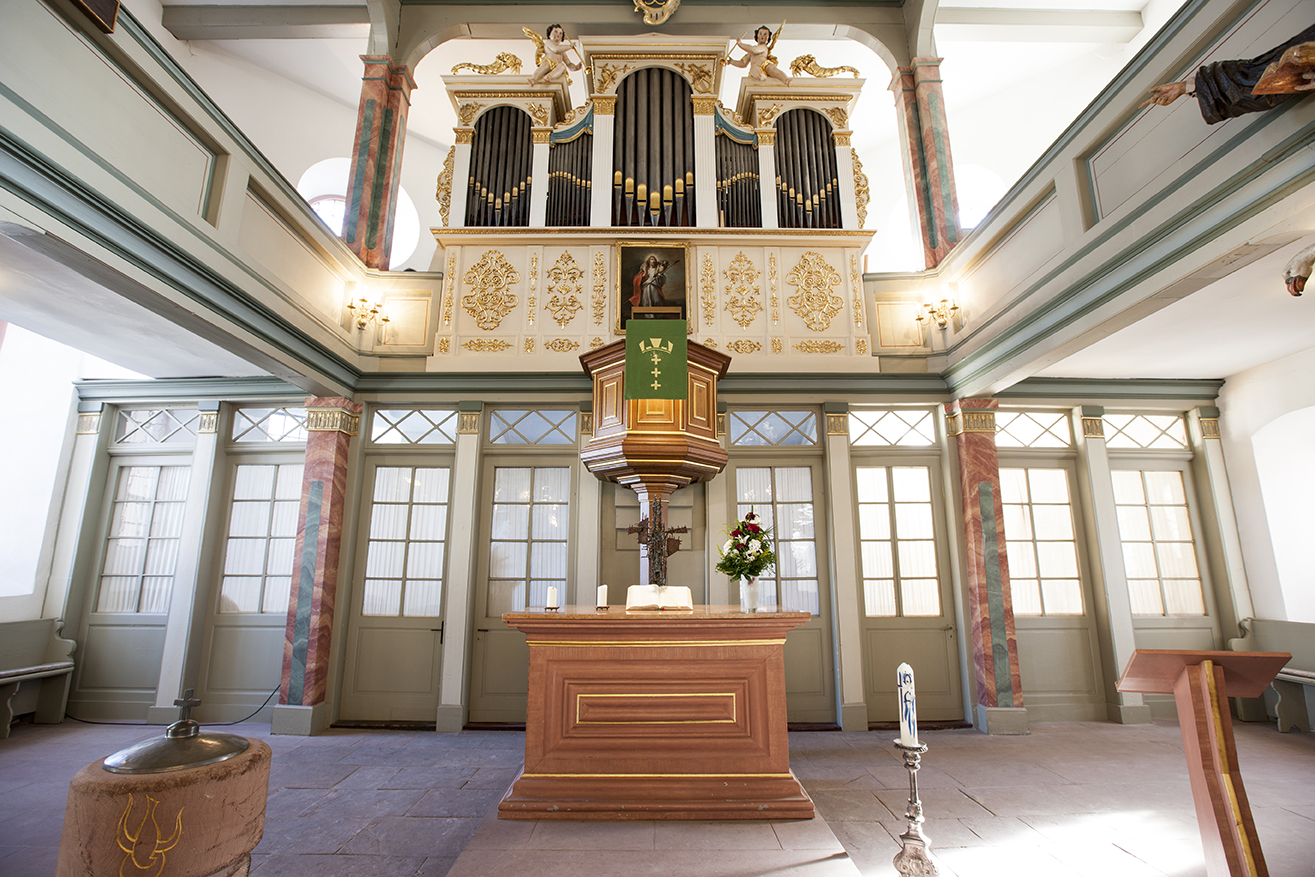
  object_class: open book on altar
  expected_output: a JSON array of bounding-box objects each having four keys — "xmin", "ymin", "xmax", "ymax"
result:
[{"xmin": 625, "ymin": 585, "xmax": 694, "ymax": 610}]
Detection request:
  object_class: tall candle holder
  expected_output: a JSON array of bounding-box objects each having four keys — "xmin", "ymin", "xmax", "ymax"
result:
[{"xmin": 892, "ymin": 740, "xmax": 940, "ymax": 876}]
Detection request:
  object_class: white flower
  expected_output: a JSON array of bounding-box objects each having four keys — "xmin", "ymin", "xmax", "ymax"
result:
[
  {"xmin": 749, "ymin": 539, "xmax": 761, "ymax": 553},
  {"xmin": 723, "ymin": 539, "xmax": 733, "ymax": 553}
]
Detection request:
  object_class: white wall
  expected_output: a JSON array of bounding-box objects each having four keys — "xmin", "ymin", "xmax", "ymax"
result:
[
  {"xmin": 1217, "ymin": 344, "xmax": 1315, "ymax": 623},
  {"xmin": 0, "ymin": 325, "xmax": 142, "ymax": 620}
]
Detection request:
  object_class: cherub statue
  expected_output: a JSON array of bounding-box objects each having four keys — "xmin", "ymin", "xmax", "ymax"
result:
[
  {"xmin": 524, "ymin": 24, "xmax": 584, "ymax": 86},
  {"xmin": 722, "ymin": 24, "xmax": 792, "ymax": 86}
]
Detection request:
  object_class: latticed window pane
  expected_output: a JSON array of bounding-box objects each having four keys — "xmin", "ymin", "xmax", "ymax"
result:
[
  {"xmin": 371, "ymin": 409, "xmax": 458, "ymax": 445},
  {"xmin": 489, "ymin": 410, "xmax": 577, "ymax": 445},
  {"xmin": 1103, "ymin": 414, "xmax": 1188, "ymax": 450},
  {"xmin": 360, "ymin": 466, "xmax": 453, "ymax": 618},
  {"xmin": 231, "ymin": 407, "xmax": 308, "ymax": 443},
  {"xmin": 854, "ymin": 466, "xmax": 941, "ymax": 617},
  {"xmin": 218, "ymin": 463, "xmax": 304, "ymax": 614},
  {"xmin": 729, "ymin": 410, "xmax": 818, "ymax": 447},
  {"xmin": 97, "ymin": 465, "xmax": 190, "ymax": 613},
  {"xmin": 999, "ymin": 468, "xmax": 1083, "ymax": 616},
  {"xmin": 736, "ymin": 467, "xmax": 819, "ymax": 614},
  {"xmin": 114, "ymin": 409, "xmax": 201, "ymax": 447},
  {"xmin": 995, "ymin": 412, "xmax": 1072, "ymax": 448},
  {"xmin": 486, "ymin": 466, "xmax": 570, "ymax": 614},
  {"xmin": 849, "ymin": 409, "xmax": 935, "ymax": 446},
  {"xmin": 1114, "ymin": 469, "xmax": 1205, "ymax": 616}
]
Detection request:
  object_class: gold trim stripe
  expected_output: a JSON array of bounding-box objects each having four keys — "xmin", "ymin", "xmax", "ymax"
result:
[
  {"xmin": 521, "ymin": 772, "xmax": 794, "ymax": 778},
  {"xmin": 577, "ymin": 691, "xmax": 736, "ymax": 724},
  {"xmin": 526, "ymin": 639, "xmax": 786, "ymax": 648},
  {"xmin": 1202, "ymin": 660, "xmax": 1260, "ymax": 876}
]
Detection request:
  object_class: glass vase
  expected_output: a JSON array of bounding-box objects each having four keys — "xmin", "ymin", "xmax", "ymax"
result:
[{"xmin": 739, "ymin": 576, "xmax": 760, "ymax": 613}]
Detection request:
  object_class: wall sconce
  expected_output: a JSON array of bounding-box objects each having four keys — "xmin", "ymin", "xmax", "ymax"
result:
[
  {"xmin": 345, "ymin": 286, "xmax": 390, "ymax": 330},
  {"xmin": 915, "ymin": 293, "xmax": 958, "ymax": 329}
]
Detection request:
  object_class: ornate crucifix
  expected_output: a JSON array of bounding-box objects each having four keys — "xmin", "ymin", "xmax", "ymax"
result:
[{"xmin": 626, "ymin": 496, "xmax": 690, "ymax": 587}]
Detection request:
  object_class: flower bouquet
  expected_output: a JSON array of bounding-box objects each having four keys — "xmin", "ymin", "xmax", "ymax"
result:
[{"xmin": 716, "ymin": 511, "xmax": 776, "ymax": 611}]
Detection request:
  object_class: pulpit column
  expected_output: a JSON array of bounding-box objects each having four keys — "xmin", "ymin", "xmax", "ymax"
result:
[
  {"xmin": 890, "ymin": 59, "xmax": 961, "ymax": 268},
  {"xmin": 945, "ymin": 398, "xmax": 1027, "ymax": 735},
  {"xmin": 273, "ymin": 398, "xmax": 362, "ymax": 735},
  {"xmin": 529, "ymin": 128, "xmax": 551, "ymax": 226},
  {"xmin": 344, "ymin": 56, "xmax": 415, "ymax": 268},
  {"xmin": 450, "ymin": 129, "xmax": 472, "ymax": 227},
  {"xmin": 591, "ymin": 97, "xmax": 615, "ymax": 227},
  {"xmin": 693, "ymin": 97, "xmax": 718, "ymax": 228},
  {"xmin": 757, "ymin": 130, "xmax": 779, "ymax": 229}
]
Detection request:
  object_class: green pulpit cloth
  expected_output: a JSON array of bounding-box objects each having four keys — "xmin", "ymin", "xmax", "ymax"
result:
[{"xmin": 624, "ymin": 320, "xmax": 687, "ymax": 400}]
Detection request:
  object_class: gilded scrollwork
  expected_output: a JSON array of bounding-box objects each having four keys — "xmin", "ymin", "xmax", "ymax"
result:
[
  {"xmin": 674, "ymin": 62, "xmax": 713, "ymax": 93},
  {"xmin": 528, "ymin": 252, "xmax": 538, "ymax": 326},
  {"xmin": 594, "ymin": 63, "xmax": 634, "ymax": 93},
  {"xmin": 454, "ymin": 129, "xmax": 474, "ymax": 145},
  {"xmin": 462, "ymin": 250, "xmax": 521, "ymax": 330},
  {"xmin": 528, "ymin": 103, "xmax": 550, "ymax": 126},
  {"xmin": 788, "ymin": 55, "xmax": 859, "ymax": 78},
  {"xmin": 546, "ymin": 252, "xmax": 585, "ymax": 327},
  {"xmin": 545, "ymin": 338, "xmax": 580, "ymax": 352},
  {"xmin": 722, "ymin": 251, "xmax": 763, "ymax": 329},
  {"xmin": 556, "ymin": 101, "xmax": 592, "ymax": 130},
  {"xmin": 525, "ymin": 337, "xmax": 535, "ymax": 353},
  {"xmin": 771, "ymin": 338, "xmax": 783, "ymax": 354},
  {"xmin": 757, "ymin": 103, "xmax": 784, "ymax": 127},
  {"xmin": 850, "ymin": 254, "xmax": 864, "ymax": 329},
  {"xmin": 700, "ymin": 254, "xmax": 716, "ymax": 327},
  {"xmin": 437, "ymin": 337, "xmax": 451, "ymax": 354},
  {"xmin": 590, "ymin": 336, "xmax": 606, "ymax": 350},
  {"xmin": 856, "ymin": 338, "xmax": 868, "ymax": 355},
  {"xmin": 822, "ymin": 107, "xmax": 849, "ymax": 128},
  {"xmin": 462, "ymin": 338, "xmax": 513, "ymax": 352},
  {"xmin": 726, "ymin": 339, "xmax": 762, "ymax": 354},
  {"xmin": 442, "ymin": 251, "xmax": 456, "ymax": 326},
  {"xmin": 452, "ymin": 53, "xmax": 523, "ymax": 75},
  {"xmin": 786, "ymin": 251, "xmax": 844, "ymax": 331},
  {"xmin": 702, "ymin": 339, "xmax": 718, "ymax": 350},
  {"xmin": 457, "ymin": 102, "xmax": 484, "ymax": 125},
  {"xmin": 592, "ymin": 252, "xmax": 607, "ymax": 325},
  {"xmin": 852, "ymin": 153, "xmax": 870, "ymax": 227},
  {"xmin": 794, "ymin": 340, "xmax": 845, "ymax": 353},
  {"xmin": 768, "ymin": 253, "xmax": 780, "ymax": 325},
  {"xmin": 436, "ymin": 146, "xmax": 454, "ymax": 227}
]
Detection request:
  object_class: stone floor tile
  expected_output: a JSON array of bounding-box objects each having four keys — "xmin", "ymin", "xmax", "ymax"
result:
[
  {"xmin": 298, "ymin": 788, "xmax": 426, "ymax": 821},
  {"xmin": 771, "ymin": 817, "xmax": 847, "ymax": 851},
  {"xmin": 525, "ymin": 819, "xmax": 656, "ymax": 850},
  {"xmin": 249, "ymin": 853, "xmax": 426, "ymax": 876},
  {"xmin": 807, "ymin": 789, "xmax": 893, "ymax": 823},
  {"xmin": 909, "ymin": 816, "xmax": 980, "ymax": 849},
  {"xmin": 406, "ymin": 787, "xmax": 504, "ymax": 818},
  {"xmin": 268, "ymin": 761, "xmax": 360, "ymax": 789},
  {"xmin": 653, "ymin": 819, "xmax": 783, "ymax": 850},
  {"xmin": 446, "ymin": 848, "xmax": 863, "ymax": 876},
  {"xmin": 0, "ymin": 846, "xmax": 59, "ymax": 877},
  {"xmin": 935, "ymin": 844, "xmax": 1081, "ymax": 877},
  {"xmin": 253, "ymin": 814, "xmax": 373, "ymax": 855},
  {"xmin": 415, "ymin": 855, "xmax": 458, "ymax": 876},
  {"xmin": 333, "ymin": 766, "xmax": 401, "ymax": 789},
  {"xmin": 460, "ymin": 766, "xmax": 520, "ymax": 790},
  {"xmin": 380, "ymin": 766, "xmax": 478, "ymax": 789},
  {"xmin": 958, "ymin": 815, "xmax": 1049, "ymax": 846},
  {"xmin": 873, "ymin": 788, "xmax": 992, "ymax": 820},
  {"xmin": 264, "ymin": 786, "xmax": 332, "ymax": 819},
  {"xmin": 340, "ymin": 816, "xmax": 480, "ymax": 858},
  {"xmin": 462, "ymin": 809, "xmax": 536, "ymax": 850}
]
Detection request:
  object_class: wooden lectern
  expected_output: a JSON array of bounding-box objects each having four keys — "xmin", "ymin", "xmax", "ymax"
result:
[{"xmin": 1117, "ymin": 649, "xmax": 1292, "ymax": 877}]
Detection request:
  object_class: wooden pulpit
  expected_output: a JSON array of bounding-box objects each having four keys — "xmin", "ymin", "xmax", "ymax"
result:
[{"xmin": 1117, "ymin": 649, "xmax": 1292, "ymax": 877}]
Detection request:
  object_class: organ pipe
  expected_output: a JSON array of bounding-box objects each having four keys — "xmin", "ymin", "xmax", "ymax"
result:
[
  {"xmin": 612, "ymin": 68, "xmax": 695, "ymax": 228},
  {"xmin": 465, "ymin": 106, "xmax": 532, "ymax": 227},
  {"xmin": 775, "ymin": 108, "xmax": 841, "ymax": 229},
  {"xmin": 547, "ymin": 131, "xmax": 593, "ymax": 226},
  {"xmin": 714, "ymin": 130, "xmax": 761, "ymax": 228}
]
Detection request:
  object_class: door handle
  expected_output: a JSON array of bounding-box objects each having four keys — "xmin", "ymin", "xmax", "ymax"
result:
[
  {"xmin": 431, "ymin": 622, "xmax": 444, "ymax": 643},
  {"xmin": 476, "ymin": 628, "xmax": 489, "ymax": 632}
]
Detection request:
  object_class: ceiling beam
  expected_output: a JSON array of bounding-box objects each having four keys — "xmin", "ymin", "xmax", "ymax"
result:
[
  {"xmin": 161, "ymin": 5, "xmax": 371, "ymax": 41},
  {"xmin": 936, "ymin": 8, "xmax": 1142, "ymax": 43}
]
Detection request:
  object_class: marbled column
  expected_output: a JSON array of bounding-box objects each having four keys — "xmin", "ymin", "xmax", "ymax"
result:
[
  {"xmin": 945, "ymin": 398, "xmax": 1023, "ymax": 717},
  {"xmin": 890, "ymin": 59, "xmax": 961, "ymax": 268},
  {"xmin": 280, "ymin": 398, "xmax": 362, "ymax": 709},
  {"xmin": 344, "ymin": 56, "xmax": 415, "ymax": 269}
]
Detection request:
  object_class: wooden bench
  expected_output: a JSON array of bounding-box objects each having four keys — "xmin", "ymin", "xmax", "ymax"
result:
[
  {"xmin": 1231, "ymin": 618, "xmax": 1315, "ymax": 733},
  {"xmin": 0, "ymin": 618, "xmax": 75, "ymax": 739}
]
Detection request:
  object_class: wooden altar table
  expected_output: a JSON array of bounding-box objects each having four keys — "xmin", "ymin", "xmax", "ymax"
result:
[{"xmin": 498, "ymin": 605, "xmax": 814, "ymax": 820}]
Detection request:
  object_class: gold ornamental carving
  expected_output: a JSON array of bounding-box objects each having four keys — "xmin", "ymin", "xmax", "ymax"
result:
[
  {"xmin": 702, "ymin": 338, "xmax": 718, "ymax": 349},
  {"xmin": 454, "ymin": 128, "xmax": 473, "ymax": 145},
  {"xmin": 757, "ymin": 104, "xmax": 783, "ymax": 127},
  {"xmin": 528, "ymin": 252, "xmax": 538, "ymax": 325},
  {"xmin": 462, "ymin": 338, "xmax": 513, "ymax": 352},
  {"xmin": 717, "ymin": 100, "xmax": 746, "ymax": 126},
  {"xmin": 442, "ymin": 251, "xmax": 456, "ymax": 325},
  {"xmin": 722, "ymin": 251, "xmax": 763, "ymax": 329},
  {"xmin": 1081, "ymin": 417, "xmax": 1104, "ymax": 439},
  {"xmin": 457, "ymin": 102, "xmax": 484, "ymax": 126},
  {"xmin": 945, "ymin": 410, "xmax": 996, "ymax": 436},
  {"xmin": 436, "ymin": 146, "xmax": 454, "ymax": 227},
  {"xmin": 545, "ymin": 252, "xmax": 585, "ymax": 327},
  {"xmin": 850, "ymin": 254, "xmax": 864, "ymax": 329},
  {"xmin": 785, "ymin": 251, "xmax": 844, "ymax": 331},
  {"xmin": 856, "ymin": 338, "xmax": 867, "ymax": 355},
  {"xmin": 691, "ymin": 96, "xmax": 717, "ymax": 115},
  {"xmin": 437, "ymin": 337, "xmax": 451, "ymax": 354},
  {"xmin": 726, "ymin": 339, "xmax": 762, "ymax": 354},
  {"xmin": 526, "ymin": 337, "xmax": 536, "ymax": 352},
  {"xmin": 675, "ymin": 62, "xmax": 714, "ymax": 93},
  {"xmin": 555, "ymin": 101, "xmax": 592, "ymax": 130},
  {"xmin": 822, "ymin": 107, "xmax": 848, "ymax": 128},
  {"xmin": 1200, "ymin": 417, "xmax": 1221, "ymax": 439},
  {"xmin": 458, "ymin": 412, "xmax": 481, "ymax": 433},
  {"xmin": 771, "ymin": 338, "xmax": 782, "ymax": 354},
  {"xmin": 794, "ymin": 340, "xmax": 844, "ymax": 354},
  {"xmin": 545, "ymin": 338, "xmax": 581, "ymax": 352},
  {"xmin": 716, "ymin": 412, "xmax": 726, "ymax": 436},
  {"xmin": 757, "ymin": 130, "xmax": 776, "ymax": 146},
  {"xmin": 76, "ymin": 413, "xmax": 102, "ymax": 434},
  {"xmin": 826, "ymin": 413, "xmax": 848, "ymax": 435},
  {"xmin": 527, "ymin": 104, "xmax": 550, "ymax": 126},
  {"xmin": 462, "ymin": 251, "xmax": 521, "ymax": 330},
  {"xmin": 853, "ymin": 153, "xmax": 870, "ymax": 227},
  {"xmin": 197, "ymin": 412, "xmax": 218, "ymax": 434},
  {"xmin": 532, "ymin": 129, "xmax": 550, "ymax": 144},
  {"xmin": 700, "ymin": 254, "xmax": 716, "ymax": 327},
  {"xmin": 590, "ymin": 336, "xmax": 606, "ymax": 350},
  {"xmin": 452, "ymin": 53, "xmax": 523, "ymax": 75},
  {"xmin": 832, "ymin": 132, "xmax": 851, "ymax": 146},
  {"xmin": 306, "ymin": 407, "xmax": 361, "ymax": 435},
  {"xmin": 581, "ymin": 411, "xmax": 594, "ymax": 435},
  {"xmin": 768, "ymin": 253, "xmax": 780, "ymax": 324},
  {"xmin": 634, "ymin": 0, "xmax": 680, "ymax": 26},
  {"xmin": 594, "ymin": 63, "xmax": 634, "ymax": 93},
  {"xmin": 593, "ymin": 95, "xmax": 617, "ymax": 115},
  {"xmin": 591, "ymin": 252, "xmax": 607, "ymax": 325},
  {"xmin": 117, "ymin": 794, "xmax": 183, "ymax": 877},
  {"xmin": 788, "ymin": 55, "xmax": 859, "ymax": 78}
]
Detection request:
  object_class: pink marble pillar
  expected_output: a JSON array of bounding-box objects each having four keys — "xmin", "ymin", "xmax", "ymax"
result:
[
  {"xmin": 344, "ymin": 56, "xmax": 415, "ymax": 269},
  {"xmin": 280, "ymin": 398, "xmax": 362, "ymax": 708},
  {"xmin": 945, "ymin": 399, "xmax": 1023, "ymax": 715},
  {"xmin": 890, "ymin": 59, "xmax": 962, "ymax": 268}
]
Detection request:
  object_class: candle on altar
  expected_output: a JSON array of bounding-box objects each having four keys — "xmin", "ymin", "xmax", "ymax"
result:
[
  {"xmin": 546, "ymin": 586, "xmax": 559, "ymax": 609},
  {"xmin": 897, "ymin": 662, "xmax": 918, "ymax": 747},
  {"xmin": 597, "ymin": 585, "xmax": 608, "ymax": 608}
]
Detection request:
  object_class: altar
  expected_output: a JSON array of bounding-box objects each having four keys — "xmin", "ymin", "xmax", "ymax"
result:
[{"xmin": 498, "ymin": 604, "xmax": 814, "ymax": 820}]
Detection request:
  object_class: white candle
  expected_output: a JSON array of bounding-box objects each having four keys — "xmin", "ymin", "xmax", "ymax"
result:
[
  {"xmin": 897, "ymin": 662, "xmax": 918, "ymax": 747},
  {"xmin": 597, "ymin": 584, "xmax": 608, "ymax": 608},
  {"xmin": 546, "ymin": 586, "xmax": 559, "ymax": 609}
]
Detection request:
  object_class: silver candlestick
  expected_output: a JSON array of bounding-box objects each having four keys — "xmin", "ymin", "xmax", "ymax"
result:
[{"xmin": 892, "ymin": 740, "xmax": 940, "ymax": 876}]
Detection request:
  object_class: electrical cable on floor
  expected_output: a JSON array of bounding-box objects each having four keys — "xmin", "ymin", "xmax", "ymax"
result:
[
  {"xmin": 204, "ymin": 686, "xmax": 279, "ymax": 726},
  {"xmin": 61, "ymin": 686, "xmax": 279, "ymax": 728}
]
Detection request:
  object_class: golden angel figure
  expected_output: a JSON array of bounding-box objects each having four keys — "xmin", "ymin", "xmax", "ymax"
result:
[
  {"xmin": 525, "ymin": 24, "xmax": 583, "ymax": 86},
  {"xmin": 723, "ymin": 24, "xmax": 792, "ymax": 86}
]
